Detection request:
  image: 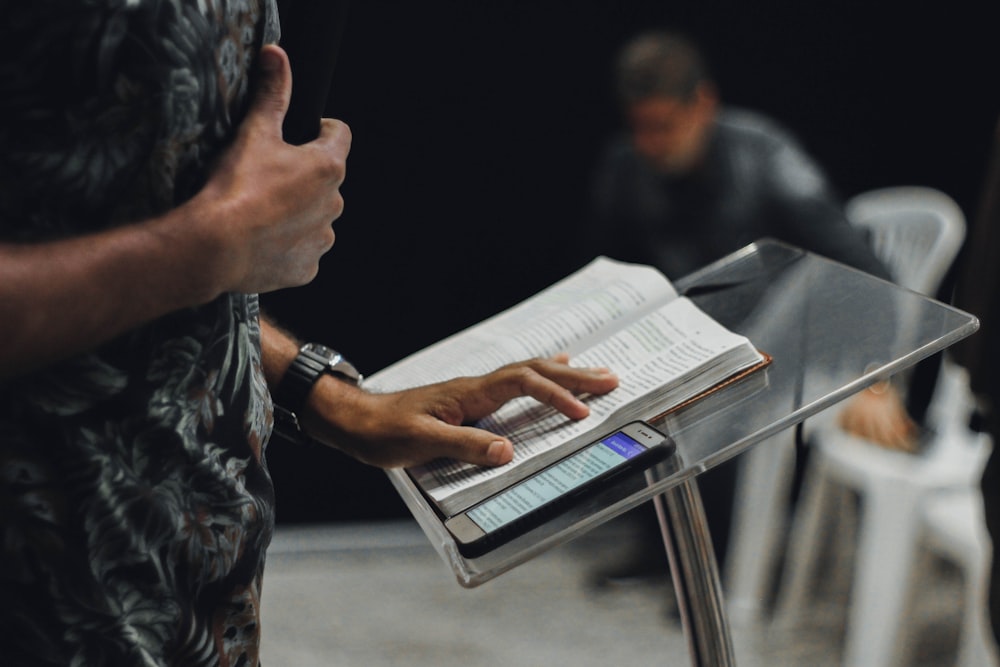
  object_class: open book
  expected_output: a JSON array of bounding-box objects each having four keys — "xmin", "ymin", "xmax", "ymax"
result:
[{"xmin": 365, "ymin": 256, "xmax": 769, "ymax": 516}]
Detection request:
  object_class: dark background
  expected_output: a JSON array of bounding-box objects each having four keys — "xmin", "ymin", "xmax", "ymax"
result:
[{"xmin": 262, "ymin": 1, "xmax": 1000, "ymax": 524}]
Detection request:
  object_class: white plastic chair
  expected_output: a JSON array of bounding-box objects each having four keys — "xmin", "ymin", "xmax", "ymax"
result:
[
  {"xmin": 847, "ymin": 186, "xmax": 966, "ymax": 297},
  {"xmin": 723, "ymin": 186, "xmax": 966, "ymax": 625},
  {"xmin": 772, "ymin": 187, "xmax": 997, "ymax": 666}
]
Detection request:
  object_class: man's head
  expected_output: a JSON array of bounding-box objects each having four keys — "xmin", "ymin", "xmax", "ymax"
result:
[{"xmin": 615, "ymin": 31, "xmax": 718, "ymax": 175}]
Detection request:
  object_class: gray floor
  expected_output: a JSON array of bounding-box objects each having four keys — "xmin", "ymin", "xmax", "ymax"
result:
[{"xmin": 259, "ymin": 514, "xmax": 973, "ymax": 666}]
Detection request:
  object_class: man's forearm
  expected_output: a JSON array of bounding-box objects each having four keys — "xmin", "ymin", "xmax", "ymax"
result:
[{"xmin": 0, "ymin": 207, "xmax": 224, "ymax": 380}]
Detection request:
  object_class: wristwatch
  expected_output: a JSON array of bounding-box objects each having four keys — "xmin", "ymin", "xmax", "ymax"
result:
[{"xmin": 272, "ymin": 342, "xmax": 363, "ymax": 434}]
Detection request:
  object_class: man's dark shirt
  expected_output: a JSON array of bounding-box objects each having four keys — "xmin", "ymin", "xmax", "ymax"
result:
[
  {"xmin": 0, "ymin": 2, "xmax": 280, "ymax": 665},
  {"xmin": 589, "ymin": 107, "xmax": 890, "ymax": 282}
]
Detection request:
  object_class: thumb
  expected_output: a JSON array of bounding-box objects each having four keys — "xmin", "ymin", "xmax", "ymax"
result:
[
  {"xmin": 434, "ymin": 424, "xmax": 514, "ymax": 467},
  {"xmin": 248, "ymin": 44, "xmax": 292, "ymax": 134}
]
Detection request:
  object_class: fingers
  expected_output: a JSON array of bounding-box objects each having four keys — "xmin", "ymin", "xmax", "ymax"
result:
[
  {"xmin": 838, "ymin": 394, "xmax": 918, "ymax": 452},
  {"xmin": 460, "ymin": 358, "xmax": 618, "ymax": 423},
  {"xmin": 313, "ymin": 118, "xmax": 352, "ymax": 192},
  {"xmin": 394, "ymin": 359, "xmax": 617, "ymax": 468},
  {"xmin": 498, "ymin": 369, "xmax": 590, "ymax": 420},
  {"xmin": 505, "ymin": 358, "xmax": 618, "ymax": 416},
  {"xmin": 318, "ymin": 116, "xmax": 353, "ymax": 152},
  {"xmin": 530, "ymin": 356, "xmax": 618, "ymax": 392},
  {"xmin": 247, "ymin": 44, "xmax": 293, "ymax": 138},
  {"xmin": 424, "ymin": 362, "xmax": 618, "ymax": 466}
]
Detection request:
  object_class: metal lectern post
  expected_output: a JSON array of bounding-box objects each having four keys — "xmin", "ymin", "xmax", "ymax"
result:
[{"xmin": 650, "ymin": 459, "xmax": 736, "ymax": 667}]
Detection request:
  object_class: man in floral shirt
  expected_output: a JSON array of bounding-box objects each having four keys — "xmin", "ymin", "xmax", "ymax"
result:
[{"xmin": 0, "ymin": 2, "xmax": 618, "ymax": 664}]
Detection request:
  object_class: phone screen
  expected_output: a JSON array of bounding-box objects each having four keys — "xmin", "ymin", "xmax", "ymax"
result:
[{"xmin": 465, "ymin": 431, "xmax": 652, "ymax": 534}]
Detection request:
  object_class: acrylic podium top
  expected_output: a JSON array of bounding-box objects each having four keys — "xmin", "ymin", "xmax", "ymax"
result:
[{"xmin": 386, "ymin": 239, "xmax": 979, "ymax": 587}]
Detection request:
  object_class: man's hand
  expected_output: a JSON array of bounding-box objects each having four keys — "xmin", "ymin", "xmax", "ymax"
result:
[
  {"xmin": 0, "ymin": 45, "xmax": 351, "ymax": 379},
  {"xmin": 299, "ymin": 355, "xmax": 620, "ymax": 469},
  {"xmin": 837, "ymin": 382, "xmax": 919, "ymax": 452},
  {"xmin": 184, "ymin": 43, "xmax": 352, "ymax": 295}
]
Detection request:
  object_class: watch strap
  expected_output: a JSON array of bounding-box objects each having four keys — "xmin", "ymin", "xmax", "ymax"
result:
[
  {"xmin": 272, "ymin": 343, "xmax": 361, "ymax": 433},
  {"xmin": 275, "ymin": 348, "xmax": 329, "ymax": 418}
]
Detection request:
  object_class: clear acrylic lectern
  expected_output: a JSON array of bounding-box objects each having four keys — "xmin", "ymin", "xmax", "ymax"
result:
[{"xmin": 386, "ymin": 239, "xmax": 980, "ymax": 666}]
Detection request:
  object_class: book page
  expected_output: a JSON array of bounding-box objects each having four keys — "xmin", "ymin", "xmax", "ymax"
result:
[
  {"xmin": 409, "ymin": 297, "xmax": 763, "ymax": 510},
  {"xmin": 365, "ymin": 257, "xmax": 678, "ymax": 393}
]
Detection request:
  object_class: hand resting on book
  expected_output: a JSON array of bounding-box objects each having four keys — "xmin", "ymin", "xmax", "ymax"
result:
[
  {"xmin": 299, "ymin": 354, "xmax": 620, "ymax": 469},
  {"xmin": 366, "ymin": 256, "xmax": 768, "ymax": 514}
]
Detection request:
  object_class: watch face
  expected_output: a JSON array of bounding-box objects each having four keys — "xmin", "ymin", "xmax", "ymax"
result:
[
  {"xmin": 302, "ymin": 343, "xmax": 362, "ymax": 385},
  {"xmin": 303, "ymin": 343, "xmax": 339, "ymax": 362}
]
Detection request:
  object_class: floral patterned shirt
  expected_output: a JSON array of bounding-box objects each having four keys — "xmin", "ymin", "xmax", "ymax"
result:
[{"xmin": 0, "ymin": 1, "xmax": 280, "ymax": 665}]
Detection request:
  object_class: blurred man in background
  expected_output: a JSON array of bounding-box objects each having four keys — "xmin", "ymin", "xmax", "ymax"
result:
[{"xmin": 583, "ymin": 29, "xmax": 914, "ymax": 584}]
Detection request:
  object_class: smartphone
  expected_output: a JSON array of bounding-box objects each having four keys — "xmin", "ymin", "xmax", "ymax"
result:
[{"xmin": 444, "ymin": 421, "xmax": 675, "ymax": 558}]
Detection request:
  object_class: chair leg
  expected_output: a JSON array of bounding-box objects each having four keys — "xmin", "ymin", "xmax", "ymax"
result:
[
  {"xmin": 724, "ymin": 431, "xmax": 797, "ymax": 624},
  {"xmin": 842, "ymin": 482, "xmax": 922, "ymax": 667},
  {"xmin": 949, "ymin": 493, "xmax": 999, "ymax": 667},
  {"xmin": 772, "ymin": 452, "xmax": 837, "ymax": 628},
  {"xmin": 959, "ymin": 538, "xmax": 1000, "ymax": 667}
]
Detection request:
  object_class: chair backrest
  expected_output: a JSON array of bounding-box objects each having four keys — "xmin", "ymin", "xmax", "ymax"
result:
[
  {"xmin": 845, "ymin": 186, "xmax": 966, "ymax": 297},
  {"xmin": 846, "ymin": 186, "xmax": 972, "ymax": 461}
]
